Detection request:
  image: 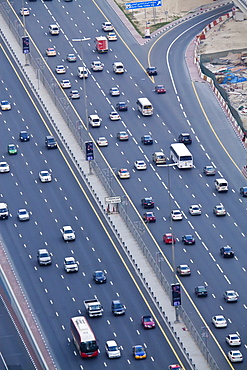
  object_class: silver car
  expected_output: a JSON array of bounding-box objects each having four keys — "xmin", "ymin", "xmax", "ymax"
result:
[
  {"xmin": 17, "ymin": 209, "xmax": 30, "ymax": 221},
  {"xmin": 223, "ymin": 290, "xmax": 238, "ymax": 302}
]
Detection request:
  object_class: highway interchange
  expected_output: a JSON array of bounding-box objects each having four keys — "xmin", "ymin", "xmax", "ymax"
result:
[{"xmin": 1, "ymin": 0, "xmax": 247, "ymax": 369}]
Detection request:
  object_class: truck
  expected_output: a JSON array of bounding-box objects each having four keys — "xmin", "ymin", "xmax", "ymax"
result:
[
  {"xmin": 95, "ymin": 36, "xmax": 108, "ymax": 53},
  {"xmin": 84, "ymin": 298, "xmax": 103, "ymax": 317}
]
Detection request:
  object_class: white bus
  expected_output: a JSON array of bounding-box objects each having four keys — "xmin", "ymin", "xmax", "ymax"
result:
[
  {"xmin": 136, "ymin": 97, "xmax": 153, "ymax": 116},
  {"xmin": 70, "ymin": 316, "xmax": 98, "ymax": 358},
  {"xmin": 170, "ymin": 143, "xmax": 193, "ymax": 169}
]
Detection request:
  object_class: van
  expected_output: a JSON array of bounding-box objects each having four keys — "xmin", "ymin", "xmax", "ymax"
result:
[
  {"xmin": 113, "ymin": 62, "xmax": 124, "ymax": 74},
  {"xmin": 49, "ymin": 24, "xmax": 60, "ymax": 35},
  {"xmin": 214, "ymin": 178, "xmax": 228, "ymax": 192},
  {"xmin": 0, "ymin": 202, "xmax": 9, "ymax": 219},
  {"xmin": 77, "ymin": 66, "xmax": 88, "ymax": 78},
  {"xmin": 152, "ymin": 152, "xmax": 166, "ymax": 165},
  {"xmin": 88, "ymin": 114, "xmax": 102, "ymax": 127}
]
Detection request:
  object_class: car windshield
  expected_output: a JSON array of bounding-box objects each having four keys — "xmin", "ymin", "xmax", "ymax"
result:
[
  {"xmin": 66, "ymin": 259, "xmax": 74, "ymax": 265},
  {"xmin": 143, "ymin": 316, "xmax": 152, "ymax": 322},
  {"xmin": 64, "ymin": 229, "xmax": 72, "ymax": 234}
]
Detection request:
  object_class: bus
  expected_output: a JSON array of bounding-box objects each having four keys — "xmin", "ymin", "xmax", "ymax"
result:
[
  {"xmin": 70, "ymin": 316, "xmax": 98, "ymax": 358},
  {"xmin": 170, "ymin": 143, "xmax": 193, "ymax": 169},
  {"xmin": 136, "ymin": 97, "xmax": 153, "ymax": 116}
]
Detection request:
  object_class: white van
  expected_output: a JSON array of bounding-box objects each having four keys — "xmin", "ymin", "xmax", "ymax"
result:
[
  {"xmin": 113, "ymin": 62, "xmax": 124, "ymax": 74},
  {"xmin": 77, "ymin": 66, "xmax": 88, "ymax": 78},
  {"xmin": 49, "ymin": 24, "xmax": 60, "ymax": 35},
  {"xmin": 214, "ymin": 178, "xmax": 228, "ymax": 192},
  {"xmin": 152, "ymin": 152, "xmax": 166, "ymax": 165},
  {"xmin": 88, "ymin": 114, "xmax": 102, "ymax": 127}
]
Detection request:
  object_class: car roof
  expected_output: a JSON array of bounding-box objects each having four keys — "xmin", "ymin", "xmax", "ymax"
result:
[
  {"xmin": 38, "ymin": 248, "xmax": 48, "ymax": 253},
  {"xmin": 106, "ymin": 340, "xmax": 117, "ymax": 346}
]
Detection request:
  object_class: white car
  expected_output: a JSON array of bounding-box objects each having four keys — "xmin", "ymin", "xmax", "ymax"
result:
[
  {"xmin": 46, "ymin": 47, "xmax": 56, "ymax": 57},
  {"xmin": 0, "ymin": 162, "xmax": 10, "ymax": 173},
  {"xmin": 61, "ymin": 226, "xmax": 75, "ymax": 241},
  {"xmin": 20, "ymin": 7, "xmax": 30, "ymax": 16},
  {"xmin": 102, "ymin": 22, "xmax": 114, "ymax": 31},
  {"xmin": 109, "ymin": 87, "xmax": 120, "ymax": 96},
  {"xmin": 69, "ymin": 90, "xmax": 80, "ymax": 99},
  {"xmin": 188, "ymin": 204, "xmax": 201, "ymax": 215},
  {"xmin": 49, "ymin": 24, "xmax": 60, "ymax": 35},
  {"xmin": 60, "ymin": 80, "xmax": 71, "ymax": 89},
  {"xmin": 177, "ymin": 264, "xmax": 191, "ymax": 276},
  {"xmin": 212, "ymin": 315, "xmax": 227, "ymax": 328},
  {"xmin": 109, "ymin": 111, "xmax": 120, "ymax": 121},
  {"xmin": 171, "ymin": 210, "xmax": 183, "ymax": 221},
  {"xmin": 67, "ymin": 53, "xmax": 77, "ymax": 62},
  {"xmin": 17, "ymin": 209, "xmax": 30, "ymax": 221},
  {"xmin": 213, "ymin": 204, "xmax": 226, "ymax": 216},
  {"xmin": 88, "ymin": 114, "xmax": 101, "ymax": 127},
  {"xmin": 0, "ymin": 100, "xmax": 11, "ymax": 111},
  {"xmin": 223, "ymin": 290, "xmax": 239, "ymax": 302},
  {"xmin": 227, "ymin": 350, "xmax": 243, "ymax": 363},
  {"xmin": 97, "ymin": 137, "xmax": 108, "ymax": 147},
  {"xmin": 55, "ymin": 65, "xmax": 66, "ymax": 74},
  {"xmin": 91, "ymin": 61, "xmax": 104, "ymax": 71},
  {"xmin": 39, "ymin": 170, "xmax": 52, "ymax": 182},
  {"xmin": 225, "ymin": 334, "xmax": 241, "ymax": 346},
  {"xmin": 134, "ymin": 160, "xmax": 147, "ymax": 171},
  {"xmin": 64, "ymin": 257, "xmax": 79, "ymax": 272},
  {"xmin": 107, "ymin": 32, "xmax": 117, "ymax": 41},
  {"xmin": 105, "ymin": 340, "xmax": 121, "ymax": 358},
  {"xmin": 118, "ymin": 169, "xmax": 130, "ymax": 179}
]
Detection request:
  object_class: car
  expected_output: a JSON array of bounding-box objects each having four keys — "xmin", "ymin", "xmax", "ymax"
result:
[
  {"xmin": 109, "ymin": 87, "xmax": 120, "ymax": 96},
  {"xmin": 20, "ymin": 7, "xmax": 30, "ymax": 16},
  {"xmin": 88, "ymin": 114, "xmax": 102, "ymax": 127},
  {"xmin": 212, "ymin": 315, "xmax": 227, "ymax": 328},
  {"xmin": 97, "ymin": 137, "xmax": 108, "ymax": 147},
  {"xmin": 102, "ymin": 21, "xmax": 114, "ymax": 31},
  {"xmin": 225, "ymin": 334, "xmax": 241, "ymax": 346},
  {"xmin": 132, "ymin": 345, "xmax": 146, "ymax": 360},
  {"xmin": 64, "ymin": 256, "xmax": 79, "ymax": 273},
  {"xmin": 214, "ymin": 178, "xmax": 228, "ymax": 192},
  {"xmin": 117, "ymin": 131, "xmax": 128, "ymax": 141},
  {"xmin": 91, "ymin": 61, "xmax": 104, "ymax": 71},
  {"xmin": 213, "ymin": 204, "xmax": 226, "ymax": 216},
  {"xmin": 163, "ymin": 233, "xmax": 176, "ymax": 244},
  {"xmin": 171, "ymin": 210, "xmax": 183, "ymax": 221},
  {"xmin": 66, "ymin": 53, "xmax": 77, "ymax": 62},
  {"xmin": 107, "ymin": 32, "xmax": 117, "ymax": 41},
  {"xmin": 220, "ymin": 246, "xmax": 234, "ymax": 258},
  {"xmin": 8, "ymin": 144, "xmax": 18, "ymax": 155},
  {"xmin": 178, "ymin": 133, "xmax": 192, "ymax": 144},
  {"xmin": 93, "ymin": 270, "xmax": 107, "ymax": 283},
  {"xmin": 182, "ymin": 235, "xmax": 195, "ymax": 245},
  {"xmin": 141, "ymin": 134, "xmax": 153, "ymax": 145},
  {"xmin": 45, "ymin": 135, "xmax": 57, "ymax": 149},
  {"xmin": 223, "ymin": 290, "xmax": 239, "ymax": 302},
  {"xmin": 118, "ymin": 169, "xmax": 130, "ymax": 179},
  {"xmin": 195, "ymin": 285, "xmax": 208, "ymax": 297},
  {"xmin": 113, "ymin": 62, "xmax": 124, "ymax": 74},
  {"xmin": 227, "ymin": 350, "xmax": 243, "ymax": 363},
  {"xmin": 55, "ymin": 65, "xmax": 66, "ymax": 74},
  {"xmin": 60, "ymin": 80, "xmax": 71, "ymax": 89},
  {"xmin": 240, "ymin": 186, "xmax": 247, "ymax": 196},
  {"xmin": 69, "ymin": 90, "xmax": 80, "ymax": 99},
  {"xmin": 17, "ymin": 209, "xmax": 30, "ymax": 221},
  {"xmin": 155, "ymin": 85, "xmax": 166, "ymax": 93},
  {"xmin": 111, "ymin": 300, "xmax": 126, "ymax": 315},
  {"xmin": 37, "ymin": 249, "xmax": 52, "ymax": 266},
  {"xmin": 109, "ymin": 111, "xmax": 121, "ymax": 121},
  {"xmin": 46, "ymin": 47, "xmax": 56, "ymax": 57},
  {"xmin": 177, "ymin": 264, "xmax": 191, "ymax": 276},
  {"xmin": 116, "ymin": 102, "xmax": 128, "ymax": 111},
  {"xmin": 105, "ymin": 340, "xmax": 121, "ymax": 358},
  {"xmin": 188, "ymin": 204, "xmax": 201, "ymax": 215},
  {"xmin": 77, "ymin": 66, "xmax": 88, "ymax": 78},
  {"xmin": 146, "ymin": 66, "xmax": 157, "ymax": 76},
  {"xmin": 39, "ymin": 170, "xmax": 52, "ymax": 182},
  {"xmin": 134, "ymin": 160, "xmax": 147, "ymax": 170},
  {"xmin": 0, "ymin": 100, "xmax": 11, "ymax": 111},
  {"xmin": 141, "ymin": 197, "xmax": 154, "ymax": 208},
  {"xmin": 61, "ymin": 226, "xmax": 75, "ymax": 241},
  {"xmin": 141, "ymin": 315, "xmax": 155, "ymax": 329},
  {"xmin": 0, "ymin": 202, "xmax": 9, "ymax": 219},
  {"xmin": 0, "ymin": 162, "xmax": 10, "ymax": 173},
  {"xmin": 168, "ymin": 365, "xmax": 182, "ymax": 370},
  {"xmin": 203, "ymin": 165, "xmax": 216, "ymax": 175},
  {"xmin": 19, "ymin": 131, "xmax": 30, "ymax": 142},
  {"xmin": 49, "ymin": 24, "xmax": 60, "ymax": 35},
  {"xmin": 143, "ymin": 212, "xmax": 156, "ymax": 223}
]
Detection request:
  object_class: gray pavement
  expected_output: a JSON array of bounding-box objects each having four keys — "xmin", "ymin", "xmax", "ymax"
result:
[{"xmin": 0, "ymin": 10, "xmax": 212, "ymax": 370}]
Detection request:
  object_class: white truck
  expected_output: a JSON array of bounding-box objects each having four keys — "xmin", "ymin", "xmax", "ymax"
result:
[{"xmin": 84, "ymin": 298, "xmax": 103, "ymax": 317}]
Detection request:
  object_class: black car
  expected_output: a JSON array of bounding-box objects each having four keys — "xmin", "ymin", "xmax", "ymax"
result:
[
  {"xmin": 146, "ymin": 66, "xmax": 157, "ymax": 76},
  {"xmin": 93, "ymin": 270, "xmax": 107, "ymax": 283},
  {"xmin": 141, "ymin": 135, "xmax": 153, "ymax": 145},
  {"xmin": 182, "ymin": 235, "xmax": 195, "ymax": 245},
  {"xmin": 220, "ymin": 246, "xmax": 234, "ymax": 258},
  {"xmin": 195, "ymin": 286, "xmax": 208, "ymax": 297},
  {"xmin": 178, "ymin": 133, "xmax": 192, "ymax": 145},
  {"xmin": 141, "ymin": 197, "xmax": 154, "ymax": 208},
  {"xmin": 19, "ymin": 130, "xmax": 30, "ymax": 141},
  {"xmin": 45, "ymin": 135, "xmax": 57, "ymax": 149},
  {"xmin": 240, "ymin": 187, "xmax": 247, "ymax": 197},
  {"xmin": 111, "ymin": 300, "xmax": 126, "ymax": 315},
  {"xmin": 116, "ymin": 102, "xmax": 128, "ymax": 111}
]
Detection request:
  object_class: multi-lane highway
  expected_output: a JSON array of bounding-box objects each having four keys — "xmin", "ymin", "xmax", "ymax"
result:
[{"xmin": 1, "ymin": 0, "xmax": 247, "ymax": 369}]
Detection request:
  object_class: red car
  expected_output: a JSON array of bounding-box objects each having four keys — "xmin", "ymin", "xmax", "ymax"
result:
[
  {"xmin": 143, "ymin": 212, "xmax": 156, "ymax": 223},
  {"xmin": 155, "ymin": 85, "xmax": 166, "ymax": 94},
  {"xmin": 141, "ymin": 315, "xmax": 155, "ymax": 329},
  {"xmin": 163, "ymin": 233, "xmax": 176, "ymax": 244},
  {"xmin": 168, "ymin": 365, "xmax": 182, "ymax": 370}
]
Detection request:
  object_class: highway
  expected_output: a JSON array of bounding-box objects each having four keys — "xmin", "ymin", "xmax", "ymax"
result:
[{"xmin": 1, "ymin": 0, "xmax": 247, "ymax": 369}]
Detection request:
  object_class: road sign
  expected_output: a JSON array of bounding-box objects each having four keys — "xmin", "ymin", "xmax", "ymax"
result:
[
  {"xmin": 105, "ymin": 196, "xmax": 121, "ymax": 204},
  {"xmin": 126, "ymin": 0, "xmax": 162, "ymax": 10}
]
